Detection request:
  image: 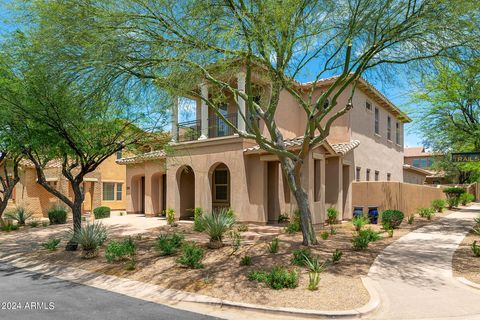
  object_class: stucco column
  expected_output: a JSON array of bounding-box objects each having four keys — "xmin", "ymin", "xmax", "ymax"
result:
[
  {"xmin": 171, "ymin": 97, "xmax": 178, "ymax": 143},
  {"xmin": 199, "ymin": 84, "xmax": 208, "ymax": 140},
  {"xmin": 144, "ymin": 174, "xmax": 154, "ymax": 217},
  {"xmin": 237, "ymin": 72, "xmax": 246, "ymax": 132}
]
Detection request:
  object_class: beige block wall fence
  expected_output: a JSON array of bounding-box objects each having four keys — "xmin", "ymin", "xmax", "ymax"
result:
[{"xmin": 352, "ymin": 181, "xmax": 447, "ymax": 216}]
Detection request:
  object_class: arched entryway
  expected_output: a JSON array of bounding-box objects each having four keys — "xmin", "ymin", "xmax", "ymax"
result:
[
  {"xmin": 177, "ymin": 166, "xmax": 195, "ymax": 219},
  {"xmin": 131, "ymin": 175, "xmax": 145, "ymax": 214},
  {"xmin": 209, "ymin": 163, "xmax": 231, "ymax": 210}
]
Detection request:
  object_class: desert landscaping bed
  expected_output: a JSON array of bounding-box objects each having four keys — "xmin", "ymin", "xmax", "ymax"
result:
[
  {"xmin": 0, "ymin": 209, "xmax": 452, "ymax": 311},
  {"xmin": 453, "ymin": 227, "xmax": 480, "ymax": 286}
]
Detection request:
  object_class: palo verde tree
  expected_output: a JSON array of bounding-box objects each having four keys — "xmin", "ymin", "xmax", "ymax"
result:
[
  {"xmin": 0, "ymin": 45, "xmax": 165, "ymax": 246},
  {"xmin": 414, "ymin": 55, "xmax": 480, "ymax": 183},
  {"xmin": 25, "ymin": 0, "xmax": 479, "ymax": 245}
]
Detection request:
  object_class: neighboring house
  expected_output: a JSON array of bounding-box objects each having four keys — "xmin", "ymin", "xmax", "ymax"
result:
[
  {"xmin": 6, "ymin": 153, "xmax": 127, "ymax": 218},
  {"xmin": 404, "ymin": 147, "xmax": 447, "ymax": 184},
  {"xmin": 118, "ymin": 68, "xmax": 411, "ymax": 225}
]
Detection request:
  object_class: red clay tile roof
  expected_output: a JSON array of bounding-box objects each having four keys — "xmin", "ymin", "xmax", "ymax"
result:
[{"xmin": 404, "ymin": 147, "xmax": 426, "ymax": 157}]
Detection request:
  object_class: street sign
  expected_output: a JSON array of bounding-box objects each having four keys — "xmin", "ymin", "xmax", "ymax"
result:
[{"xmin": 452, "ymin": 152, "xmax": 480, "ymax": 162}]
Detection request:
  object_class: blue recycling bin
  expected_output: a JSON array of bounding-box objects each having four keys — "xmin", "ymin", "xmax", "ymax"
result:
[
  {"xmin": 368, "ymin": 206, "xmax": 379, "ymax": 224},
  {"xmin": 353, "ymin": 206, "xmax": 363, "ymax": 218}
]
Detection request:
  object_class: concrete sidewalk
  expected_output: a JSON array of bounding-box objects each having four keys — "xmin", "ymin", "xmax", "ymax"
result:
[{"xmin": 368, "ymin": 204, "xmax": 480, "ymax": 320}]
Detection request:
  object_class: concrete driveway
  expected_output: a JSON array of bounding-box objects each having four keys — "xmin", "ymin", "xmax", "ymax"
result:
[{"xmin": 0, "ymin": 262, "xmax": 219, "ymax": 320}]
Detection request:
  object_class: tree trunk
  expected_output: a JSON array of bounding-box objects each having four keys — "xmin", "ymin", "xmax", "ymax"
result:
[
  {"xmin": 0, "ymin": 201, "xmax": 7, "ymax": 227},
  {"xmin": 65, "ymin": 182, "xmax": 85, "ymax": 251},
  {"xmin": 280, "ymin": 158, "xmax": 318, "ymax": 246}
]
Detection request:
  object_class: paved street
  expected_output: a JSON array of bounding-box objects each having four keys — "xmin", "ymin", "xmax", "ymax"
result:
[{"xmin": 0, "ymin": 263, "xmax": 220, "ymax": 320}]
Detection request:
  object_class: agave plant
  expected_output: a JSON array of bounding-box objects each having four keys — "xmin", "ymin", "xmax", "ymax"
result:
[
  {"xmin": 4, "ymin": 207, "xmax": 33, "ymax": 226},
  {"xmin": 71, "ymin": 222, "xmax": 108, "ymax": 258},
  {"xmin": 201, "ymin": 208, "xmax": 236, "ymax": 248}
]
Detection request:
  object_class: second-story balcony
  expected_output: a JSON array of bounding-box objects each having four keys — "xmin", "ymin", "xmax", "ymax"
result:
[{"xmin": 177, "ymin": 113, "xmax": 238, "ymax": 142}]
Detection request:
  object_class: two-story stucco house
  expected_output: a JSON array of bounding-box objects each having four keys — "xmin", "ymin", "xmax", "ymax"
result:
[
  {"xmin": 118, "ymin": 71, "xmax": 411, "ymax": 225},
  {"xmin": 6, "ymin": 153, "xmax": 127, "ymax": 218}
]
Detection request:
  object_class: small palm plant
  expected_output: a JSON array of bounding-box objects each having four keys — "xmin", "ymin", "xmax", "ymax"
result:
[
  {"xmin": 71, "ymin": 222, "xmax": 108, "ymax": 258},
  {"xmin": 4, "ymin": 207, "xmax": 33, "ymax": 226},
  {"xmin": 201, "ymin": 208, "xmax": 236, "ymax": 249},
  {"xmin": 304, "ymin": 255, "xmax": 326, "ymax": 291}
]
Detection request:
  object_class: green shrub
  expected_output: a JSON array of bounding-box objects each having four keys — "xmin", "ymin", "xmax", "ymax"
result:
[
  {"xmin": 4, "ymin": 207, "xmax": 33, "ymax": 226},
  {"xmin": 326, "ymin": 207, "xmax": 338, "ymax": 225},
  {"xmin": 431, "ymin": 199, "xmax": 446, "ymax": 212},
  {"xmin": 126, "ymin": 259, "xmax": 136, "ymax": 271},
  {"xmin": 291, "ymin": 248, "xmax": 312, "ymax": 266},
  {"xmin": 417, "ymin": 207, "xmax": 435, "ymax": 220},
  {"xmin": 236, "ymin": 224, "xmax": 248, "ymax": 232},
  {"xmin": 331, "ymin": 249, "xmax": 343, "ymax": 263},
  {"xmin": 278, "ymin": 213, "xmax": 290, "ymax": 223},
  {"xmin": 71, "ymin": 222, "xmax": 108, "ymax": 258},
  {"xmin": 230, "ymin": 229, "xmax": 241, "ymax": 253},
  {"xmin": 407, "ymin": 215, "xmax": 414, "ymax": 225},
  {"xmin": 473, "ymin": 226, "xmax": 480, "ymax": 236},
  {"xmin": 240, "ymin": 255, "xmax": 252, "ymax": 266},
  {"xmin": 1, "ymin": 224, "xmax": 19, "ymax": 232},
  {"xmin": 201, "ymin": 208, "xmax": 236, "ymax": 248},
  {"xmin": 460, "ymin": 193, "xmax": 475, "ymax": 205},
  {"xmin": 320, "ymin": 231, "xmax": 329, "ymax": 240},
  {"xmin": 176, "ymin": 242, "xmax": 204, "ymax": 269},
  {"xmin": 330, "ymin": 226, "xmax": 337, "ymax": 235},
  {"xmin": 193, "ymin": 207, "xmax": 204, "ymax": 232},
  {"xmin": 308, "ymin": 271, "xmax": 320, "ymax": 291},
  {"xmin": 48, "ymin": 205, "xmax": 68, "ymax": 224},
  {"xmin": 29, "ymin": 219, "xmax": 40, "ymax": 228},
  {"xmin": 446, "ymin": 197, "xmax": 460, "ymax": 209},
  {"xmin": 359, "ymin": 228, "xmax": 381, "ymax": 242},
  {"xmin": 247, "ymin": 270, "xmax": 268, "ymax": 282},
  {"xmin": 93, "ymin": 206, "xmax": 111, "ymax": 219},
  {"xmin": 285, "ymin": 210, "xmax": 301, "ymax": 233},
  {"xmin": 443, "ymin": 187, "xmax": 465, "ymax": 196},
  {"xmin": 352, "ymin": 233, "xmax": 370, "ymax": 250},
  {"xmin": 105, "ymin": 237, "xmax": 136, "ymax": 263},
  {"xmin": 352, "ymin": 215, "xmax": 369, "ymax": 231},
  {"xmin": 303, "ymin": 255, "xmax": 326, "ymax": 273},
  {"xmin": 472, "ymin": 241, "xmax": 480, "ymax": 257},
  {"xmin": 166, "ymin": 208, "xmax": 175, "ymax": 225},
  {"xmin": 474, "ymin": 215, "xmax": 480, "ymax": 225},
  {"xmin": 285, "ymin": 222, "xmax": 301, "ymax": 234},
  {"xmin": 42, "ymin": 221, "xmax": 49, "ymax": 227},
  {"xmin": 443, "ymin": 187, "xmax": 465, "ymax": 208},
  {"xmin": 42, "ymin": 238, "xmax": 60, "ymax": 251},
  {"xmin": 248, "ymin": 266, "xmax": 298, "ymax": 290},
  {"xmin": 387, "ymin": 229, "xmax": 394, "ymax": 237},
  {"xmin": 268, "ymin": 237, "xmax": 279, "ymax": 253},
  {"xmin": 154, "ymin": 233, "xmax": 184, "ymax": 256},
  {"xmin": 381, "ymin": 210, "xmax": 404, "ymax": 229}
]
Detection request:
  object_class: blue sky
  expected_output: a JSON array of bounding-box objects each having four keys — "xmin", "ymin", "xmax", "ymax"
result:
[{"xmin": 0, "ymin": 3, "xmax": 422, "ymax": 147}]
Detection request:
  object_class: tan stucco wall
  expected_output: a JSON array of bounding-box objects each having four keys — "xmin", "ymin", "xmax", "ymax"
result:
[
  {"xmin": 9, "ymin": 154, "xmax": 126, "ymax": 218},
  {"xmin": 403, "ymin": 169, "xmax": 427, "ymax": 185},
  {"xmin": 352, "ymin": 182, "xmax": 446, "ymax": 216},
  {"xmin": 349, "ymin": 88, "xmax": 404, "ymax": 182}
]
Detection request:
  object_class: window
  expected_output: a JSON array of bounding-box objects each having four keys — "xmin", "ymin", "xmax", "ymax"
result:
[
  {"xmin": 375, "ymin": 171, "xmax": 379, "ymax": 181},
  {"xmin": 213, "ymin": 168, "xmax": 228, "ymax": 201},
  {"xmin": 356, "ymin": 167, "xmax": 361, "ymax": 182},
  {"xmin": 387, "ymin": 116, "xmax": 392, "ymax": 141},
  {"xmin": 387, "ymin": 173, "xmax": 391, "ymax": 181},
  {"xmin": 374, "ymin": 108, "xmax": 379, "ymax": 135},
  {"xmin": 116, "ymin": 150, "xmax": 123, "ymax": 160},
  {"xmin": 366, "ymin": 101, "xmax": 372, "ymax": 111},
  {"xmin": 116, "ymin": 183, "xmax": 123, "ymax": 201},
  {"xmin": 366, "ymin": 169, "xmax": 371, "ymax": 181},
  {"xmin": 396, "ymin": 122, "xmax": 400, "ymax": 145},
  {"xmin": 412, "ymin": 158, "xmax": 432, "ymax": 168},
  {"xmin": 103, "ymin": 183, "xmax": 115, "ymax": 201}
]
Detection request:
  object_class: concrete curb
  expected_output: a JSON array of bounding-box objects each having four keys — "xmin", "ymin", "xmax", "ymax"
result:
[
  {"xmin": 456, "ymin": 277, "xmax": 480, "ymax": 290},
  {"xmin": 0, "ymin": 254, "xmax": 380, "ymax": 319}
]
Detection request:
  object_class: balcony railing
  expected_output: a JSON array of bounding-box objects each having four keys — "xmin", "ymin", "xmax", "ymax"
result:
[{"xmin": 177, "ymin": 113, "xmax": 238, "ymax": 142}]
